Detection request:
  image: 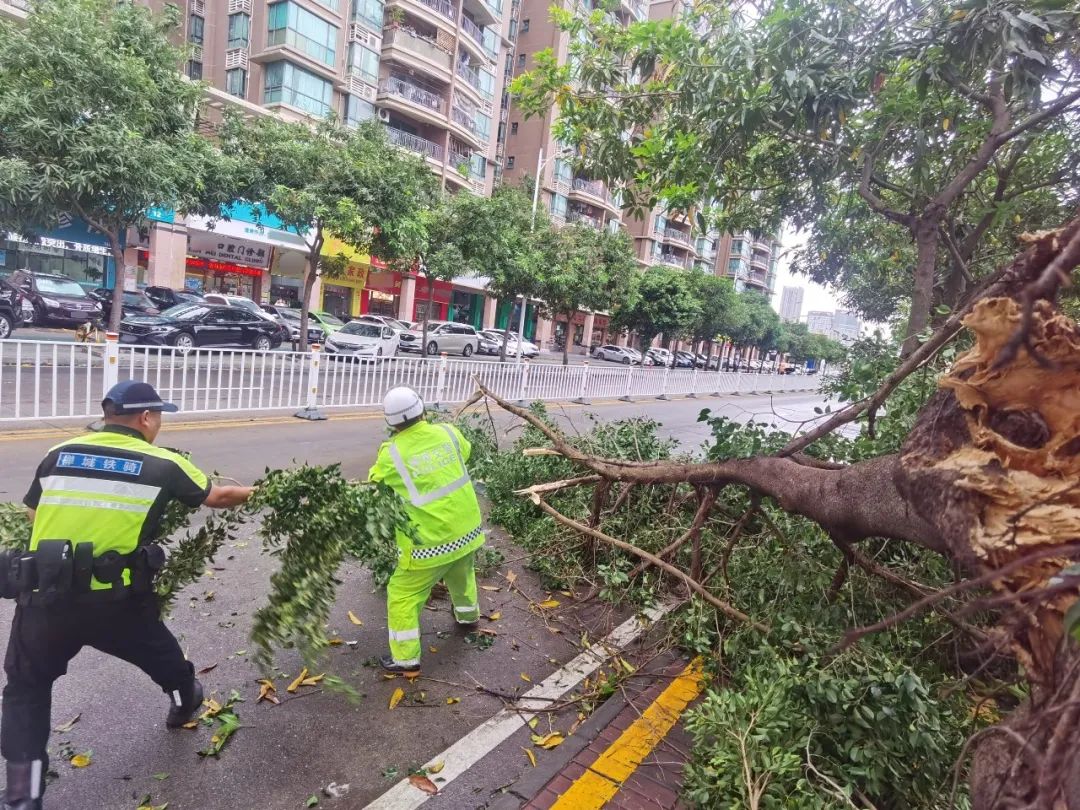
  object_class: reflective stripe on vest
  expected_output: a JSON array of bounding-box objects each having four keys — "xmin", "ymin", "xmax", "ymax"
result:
[
  {"xmin": 388, "ymin": 424, "xmax": 472, "ymax": 508},
  {"xmin": 410, "ymin": 525, "xmax": 482, "ymax": 560}
]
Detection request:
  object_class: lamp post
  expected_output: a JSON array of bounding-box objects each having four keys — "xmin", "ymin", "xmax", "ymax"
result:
[{"xmin": 511, "ymin": 145, "xmax": 572, "ymax": 365}]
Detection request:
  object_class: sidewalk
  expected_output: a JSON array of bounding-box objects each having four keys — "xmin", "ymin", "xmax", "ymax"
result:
[{"xmin": 493, "ymin": 656, "xmax": 703, "ymax": 810}]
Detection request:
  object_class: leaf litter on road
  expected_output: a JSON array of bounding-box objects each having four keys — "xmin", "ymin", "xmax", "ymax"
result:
[{"xmin": 408, "ymin": 774, "xmax": 439, "ymax": 795}]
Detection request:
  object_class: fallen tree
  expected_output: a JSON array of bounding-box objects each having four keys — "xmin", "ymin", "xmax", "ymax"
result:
[{"xmin": 477, "ymin": 215, "xmax": 1080, "ymax": 808}]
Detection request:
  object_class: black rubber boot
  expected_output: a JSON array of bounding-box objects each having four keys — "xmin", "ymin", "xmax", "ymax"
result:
[
  {"xmin": 379, "ymin": 655, "xmax": 420, "ymax": 675},
  {"xmin": 165, "ymin": 678, "xmax": 204, "ymax": 729},
  {"xmin": 4, "ymin": 760, "xmax": 45, "ymax": 810}
]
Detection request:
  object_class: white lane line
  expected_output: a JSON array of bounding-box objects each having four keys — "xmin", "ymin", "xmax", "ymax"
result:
[{"xmin": 363, "ymin": 601, "xmax": 677, "ymax": 810}]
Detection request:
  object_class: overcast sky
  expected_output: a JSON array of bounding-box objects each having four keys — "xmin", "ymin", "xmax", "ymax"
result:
[{"xmin": 772, "ymin": 225, "xmax": 839, "ymax": 318}]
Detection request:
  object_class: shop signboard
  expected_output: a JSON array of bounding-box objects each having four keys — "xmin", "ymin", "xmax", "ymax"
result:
[{"xmin": 188, "ymin": 230, "xmax": 271, "ymax": 268}]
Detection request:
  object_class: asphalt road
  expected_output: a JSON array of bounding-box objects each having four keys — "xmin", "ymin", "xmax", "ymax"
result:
[{"xmin": 0, "ymin": 392, "xmax": 833, "ymax": 809}]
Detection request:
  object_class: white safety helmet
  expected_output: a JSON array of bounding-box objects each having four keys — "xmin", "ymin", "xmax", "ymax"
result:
[{"xmin": 383, "ymin": 386, "xmax": 425, "ymax": 427}]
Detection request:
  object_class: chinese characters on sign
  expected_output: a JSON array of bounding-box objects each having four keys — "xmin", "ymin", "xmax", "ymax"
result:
[{"xmin": 187, "ymin": 231, "xmax": 272, "ymax": 269}]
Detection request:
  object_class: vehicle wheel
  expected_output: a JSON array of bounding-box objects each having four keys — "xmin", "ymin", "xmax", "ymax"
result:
[
  {"xmin": 0, "ymin": 312, "xmax": 12, "ymax": 340},
  {"xmin": 462, "ymin": 343, "xmax": 473, "ymax": 358},
  {"xmin": 171, "ymin": 332, "xmax": 195, "ymax": 354},
  {"xmin": 426, "ymin": 341, "xmax": 438, "ymax": 356},
  {"xmin": 252, "ymin": 335, "xmax": 272, "ymax": 352}
]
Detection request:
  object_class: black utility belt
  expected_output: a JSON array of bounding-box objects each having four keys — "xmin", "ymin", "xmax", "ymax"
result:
[{"xmin": 0, "ymin": 540, "xmax": 165, "ymax": 607}]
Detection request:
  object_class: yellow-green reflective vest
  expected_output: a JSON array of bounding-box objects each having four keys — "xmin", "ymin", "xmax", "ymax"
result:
[
  {"xmin": 369, "ymin": 421, "xmax": 484, "ymax": 570},
  {"xmin": 23, "ymin": 426, "xmax": 211, "ymax": 589}
]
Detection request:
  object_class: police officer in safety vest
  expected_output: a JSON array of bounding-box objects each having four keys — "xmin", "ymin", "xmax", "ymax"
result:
[
  {"xmin": 369, "ymin": 386, "xmax": 485, "ymax": 674},
  {"xmin": 1, "ymin": 381, "xmax": 254, "ymax": 810}
]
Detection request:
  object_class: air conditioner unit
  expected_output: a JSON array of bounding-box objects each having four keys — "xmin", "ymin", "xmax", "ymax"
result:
[{"xmin": 377, "ymin": 108, "xmax": 391, "ymax": 122}]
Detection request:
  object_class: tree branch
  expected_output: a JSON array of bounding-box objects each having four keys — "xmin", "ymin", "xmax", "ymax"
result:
[
  {"xmin": 525, "ymin": 493, "xmax": 769, "ymax": 632},
  {"xmin": 858, "ymin": 149, "xmax": 914, "ymax": 227}
]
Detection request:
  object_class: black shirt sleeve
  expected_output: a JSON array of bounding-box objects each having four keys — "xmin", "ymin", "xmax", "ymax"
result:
[
  {"xmin": 163, "ymin": 452, "xmax": 213, "ymax": 508},
  {"xmin": 22, "ymin": 455, "xmax": 52, "ymax": 510}
]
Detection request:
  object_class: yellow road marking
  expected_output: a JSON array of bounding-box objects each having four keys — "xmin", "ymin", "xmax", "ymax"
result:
[
  {"xmin": 549, "ymin": 658, "xmax": 704, "ymax": 810},
  {"xmin": 0, "ymin": 396, "xmax": 690, "ymax": 444}
]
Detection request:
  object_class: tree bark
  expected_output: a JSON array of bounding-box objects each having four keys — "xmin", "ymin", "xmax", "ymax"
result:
[
  {"xmin": 561, "ymin": 311, "xmax": 571, "ymax": 366},
  {"xmin": 901, "ymin": 218, "xmax": 940, "ymax": 357},
  {"xmin": 106, "ymin": 232, "xmax": 126, "ymax": 333},
  {"xmin": 421, "ymin": 274, "xmax": 435, "ymax": 357}
]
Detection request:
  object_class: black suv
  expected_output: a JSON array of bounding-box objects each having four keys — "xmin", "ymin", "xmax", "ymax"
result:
[
  {"xmin": 88, "ymin": 288, "xmax": 160, "ymax": 323},
  {"xmin": 0, "ymin": 279, "xmax": 25, "ymax": 339},
  {"xmin": 8, "ymin": 270, "xmax": 103, "ymax": 327}
]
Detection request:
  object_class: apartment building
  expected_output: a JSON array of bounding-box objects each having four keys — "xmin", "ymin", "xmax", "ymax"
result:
[
  {"xmin": 499, "ymin": 0, "xmax": 644, "ymax": 231},
  {"xmin": 713, "ymin": 231, "xmax": 779, "ymax": 297},
  {"xmin": 779, "ymin": 285, "xmax": 804, "ymax": 322}
]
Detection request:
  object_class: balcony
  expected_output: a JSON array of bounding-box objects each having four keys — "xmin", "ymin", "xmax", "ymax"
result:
[
  {"xmin": 390, "ymin": 0, "xmax": 455, "ymax": 24},
  {"xmin": 753, "ymin": 238, "xmax": 773, "ymax": 253},
  {"xmin": 571, "ymin": 176, "xmax": 603, "ymax": 198},
  {"xmin": 463, "ymin": 0, "xmax": 499, "ymax": 27},
  {"xmin": 386, "ymin": 126, "xmax": 444, "ymax": 162},
  {"xmin": 460, "ymin": 15, "xmax": 484, "ymax": 47},
  {"xmin": 456, "ymin": 61, "xmax": 485, "ymax": 96},
  {"xmin": 663, "ymin": 227, "xmax": 691, "ymax": 246},
  {"xmin": 567, "ymin": 210, "xmax": 603, "ymax": 230},
  {"xmin": 746, "ymin": 272, "xmax": 769, "ymax": 289},
  {"xmin": 382, "ymin": 27, "xmax": 453, "ymax": 77},
  {"xmin": 379, "ymin": 76, "xmax": 446, "ymax": 116},
  {"xmin": 656, "ymin": 252, "xmax": 688, "ymax": 269},
  {"xmin": 749, "ymin": 254, "xmax": 769, "ymax": 272}
]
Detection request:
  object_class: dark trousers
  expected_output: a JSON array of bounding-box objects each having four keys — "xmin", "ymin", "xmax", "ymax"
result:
[{"xmin": 1, "ymin": 597, "xmax": 193, "ymax": 762}]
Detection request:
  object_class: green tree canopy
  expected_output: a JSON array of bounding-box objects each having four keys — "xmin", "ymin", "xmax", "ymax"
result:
[
  {"xmin": 729, "ymin": 290, "xmax": 782, "ymax": 353},
  {"xmin": 220, "ymin": 116, "xmax": 437, "ymax": 350},
  {"xmin": 536, "ymin": 225, "xmax": 637, "ymax": 365},
  {"xmin": 514, "ymin": 0, "xmax": 1080, "ymax": 354},
  {"xmin": 687, "ymin": 272, "xmax": 745, "ymax": 352},
  {"xmin": 0, "ymin": 0, "xmax": 240, "ymax": 329},
  {"xmin": 612, "ymin": 267, "xmax": 701, "ymax": 355}
]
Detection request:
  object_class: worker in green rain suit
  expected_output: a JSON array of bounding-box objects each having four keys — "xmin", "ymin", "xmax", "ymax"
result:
[{"xmin": 368, "ymin": 386, "xmax": 485, "ymax": 673}]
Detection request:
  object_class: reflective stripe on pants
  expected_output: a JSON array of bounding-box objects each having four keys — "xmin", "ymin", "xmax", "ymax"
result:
[{"xmin": 386, "ymin": 551, "xmax": 478, "ymax": 667}]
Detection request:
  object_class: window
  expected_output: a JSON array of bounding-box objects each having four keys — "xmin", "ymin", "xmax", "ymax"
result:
[
  {"xmin": 521, "ymin": 17, "xmax": 530, "ymax": 32},
  {"xmin": 506, "ymin": 156, "xmax": 515, "ymax": 169},
  {"xmin": 508, "ymin": 19, "xmax": 517, "ymax": 39},
  {"xmin": 186, "ymin": 60, "xmax": 203, "ymax": 80},
  {"xmin": 264, "ymin": 61, "xmax": 333, "ymax": 116},
  {"xmin": 551, "ymin": 194, "xmax": 568, "ymax": 217},
  {"xmin": 227, "ymin": 13, "xmax": 250, "ymax": 48},
  {"xmin": 352, "ymin": 0, "xmax": 383, "ymax": 31},
  {"xmin": 267, "ymin": 2, "xmax": 338, "ymax": 66},
  {"xmin": 482, "ymin": 27, "xmax": 498, "ymax": 58},
  {"xmin": 348, "ymin": 43, "xmax": 379, "ymax": 82},
  {"xmin": 510, "ymin": 121, "xmax": 518, "ymax": 135},
  {"xmin": 478, "ymin": 67, "xmax": 495, "ymax": 100},
  {"xmin": 313, "ymin": 0, "xmax": 340, "ymax": 12},
  {"xmin": 345, "ymin": 95, "xmax": 375, "ymax": 126},
  {"xmin": 469, "ymin": 152, "xmax": 486, "ymax": 179},
  {"xmin": 188, "ymin": 14, "xmax": 204, "ymax": 45},
  {"xmin": 225, "ymin": 68, "xmax": 247, "ymax": 97},
  {"xmin": 727, "ymin": 257, "xmax": 744, "ymax": 274},
  {"xmin": 516, "ymin": 53, "xmax": 526, "ymax": 68},
  {"xmin": 553, "ymin": 158, "xmax": 572, "ymax": 182},
  {"xmin": 730, "ymin": 239, "xmax": 743, "ymax": 255},
  {"xmin": 474, "ymin": 111, "xmax": 491, "ymax": 141}
]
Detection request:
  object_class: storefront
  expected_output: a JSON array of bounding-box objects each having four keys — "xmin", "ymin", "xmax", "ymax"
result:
[
  {"xmin": 359, "ymin": 269, "xmax": 401, "ymax": 318},
  {"xmin": 591, "ymin": 314, "xmax": 610, "ymax": 346},
  {"xmin": 182, "ymin": 256, "xmax": 264, "ymax": 298},
  {"xmin": 553, "ymin": 311, "xmax": 587, "ymax": 348},
  {"xmin": 495, "ymin": 299, "xmax": 538, "ymax": 341},
  {"xmin": 318, "ymin": 239, "xmax": 371, "ymax": 319},
  {"xmin": 1, "ymin": 219, "xmax": 116, "ymax": 288},
  {"xmin": 449, "ymin": 289, "xmax": 484, "ymax": 329},
  {"xmin": 412, "ymin": 277, "xmax": 454, "ymax": 323}
]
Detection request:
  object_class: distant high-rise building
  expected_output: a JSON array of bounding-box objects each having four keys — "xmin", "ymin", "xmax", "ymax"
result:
[
  {"xmin": 831, "ymin": 310, "xmax": 862, "ymax": 342},
  {"xmin": 806, "ymin": 310, "xmax": 833, "ymax": 336},
  {"xmin": 779, "ymin": 286, "xmax": 804, "ymax": 322}
]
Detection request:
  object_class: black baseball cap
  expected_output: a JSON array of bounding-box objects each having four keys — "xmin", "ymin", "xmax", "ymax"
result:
[{"xmin": 102, "ymin": 380, "xmax": 179, "ymax": 414}]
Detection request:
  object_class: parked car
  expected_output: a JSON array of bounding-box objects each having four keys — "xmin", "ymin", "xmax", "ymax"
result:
[
  {"xmin": 260, "ymin": 304, "xmax": 323, "ymax": 346},
  {"xmin": 628, "ymin": 348, "xmax": 650, "ymax": 366},
  {"xmin": 88, "ymin": 288, "xmax": 159, "ymax": 323},
  {"xmin": 8, "ymin": 270, "xmax": 103, "ymax": 328},
  {"xmin": 646, "ymin": 347, "xmax": 673, "ymax": 367},
  {"xmin": 400, "ymin": 321, "xmax": 480, "ymax": 356},
  {"xmin": 480, "ymin": 329, "xmax": 539, "ymax": 359},
  {"xmin": 202, "ymin": 293, "xmax": 280, "ymax": 325},
  {"xmin": 0, "ymin": 278, "xmax": 26, "ymax": 339},
  {"xmin": 353, "ymin": 314, "xmax": 412, "ymax": 334},
  {"xmin": 674, "ymin": 351, "xmax": 697, "ymax": 368},
  {"xmin": 705, "ymin": 355, "xmax": 721, "ymax": 371},
  {"xmin": 592, "ymin": 344, "xmax": 639, "ymax": 365},
  {"xmin": 476, "ymin": 330, "xmax": 502, "ymax": 355},
  {"xmin": 307, "ymin": 310, "xmax": 346, "ymax": 338},
  {"xmin": 119, "ymin": 303, "xmax": 285, "ymax": 352},
  {"xmin": 324, "ymin": 320, "xmax": 399, "ymax": 361},
  {"xmin": 144, "ymin": 286, "xmax": 204, "ymax": 311}
]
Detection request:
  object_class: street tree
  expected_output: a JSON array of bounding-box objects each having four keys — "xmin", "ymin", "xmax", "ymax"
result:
[
  {"xmin": 726, "ymin": 290, "xmax": 781, "ymax": 364},
  {"xmin": 611, "ymin": 266, "xmax": 701, "ymax": 358},
  {"xmin": 687, "ymin": 272, "xmax": 744, "ymax": 359},
  {"xmin": 536, "ymin": 225, "xmax": 636, "ymax": 365},
  {"xmin": 513, "ymin": 0, "xmax": 1080, "ymax": 355},
  {"xmin": 0, "ymin": 0, "xmax": 240, "ymax": 331},
  {"xmin": 220, "ymin": 116, "xmax": 437, "ymax": 351},
  {"xmin": 471, "ymin": 186, "xmax": 548, "ymax": 361}
]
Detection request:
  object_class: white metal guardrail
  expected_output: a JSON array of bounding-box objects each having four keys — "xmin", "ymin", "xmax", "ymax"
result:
[{"xmin": 0, "ymin": 336, "xmax": 821, "ymax": 422}]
